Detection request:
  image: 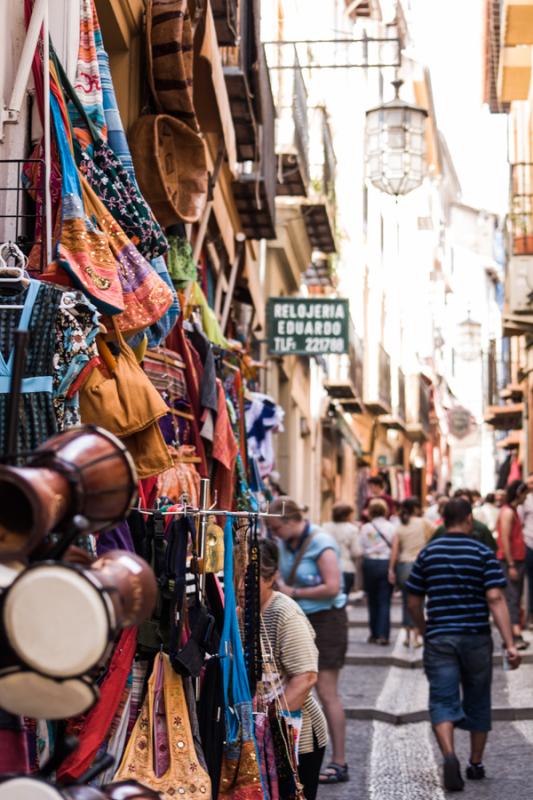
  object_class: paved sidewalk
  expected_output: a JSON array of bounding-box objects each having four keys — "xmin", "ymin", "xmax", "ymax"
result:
[{"xmin": 317, "ymin": 600, "xmax": 533, "ymax": 799}]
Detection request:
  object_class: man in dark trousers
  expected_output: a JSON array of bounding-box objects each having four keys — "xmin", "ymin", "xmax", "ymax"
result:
[{"xmin": 407, "ymin": 498, "xmax": 521, "ymax": 792}]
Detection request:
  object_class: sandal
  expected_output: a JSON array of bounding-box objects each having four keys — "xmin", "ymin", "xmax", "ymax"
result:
[{"xmin": 319, "ymin": 762, "xmax": 349, "ymax": 784}]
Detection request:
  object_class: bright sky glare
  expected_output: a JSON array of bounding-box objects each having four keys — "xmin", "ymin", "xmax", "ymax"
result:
[{"xmin": 408, "ymin": 0, "xmax": 508, "ymax": 215}]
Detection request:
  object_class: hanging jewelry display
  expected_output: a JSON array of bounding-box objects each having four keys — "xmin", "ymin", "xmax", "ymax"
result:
[{"xmin": 244, "ymin": 514, "xmax": 262, "ymax": 694}]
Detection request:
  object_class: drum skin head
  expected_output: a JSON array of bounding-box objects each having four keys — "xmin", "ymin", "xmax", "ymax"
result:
[
  {"xmin": 4, "ymin": 564, "xmax": 113, "ymax": 677},
  {"xmin": 0, "ymin": 671, "xmax": 98, "ymax": 719},
  {"xmin": 0, "ymin": 777, "xmax": 63, "ymax": 798}
]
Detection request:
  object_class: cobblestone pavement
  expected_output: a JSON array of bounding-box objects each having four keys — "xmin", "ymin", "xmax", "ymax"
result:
[{"xmin": 318, "ymin": 600, "xmax": 533, "ymax": 800}]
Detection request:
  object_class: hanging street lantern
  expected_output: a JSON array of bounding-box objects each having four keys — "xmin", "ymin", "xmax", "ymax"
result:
[
  {"xmin": 458, "ymin": 312, "xmax": 482, "ymax": 362},
  {"xmin": 365, "ymin": 79, "xmax": 428, "ymax": 196}
]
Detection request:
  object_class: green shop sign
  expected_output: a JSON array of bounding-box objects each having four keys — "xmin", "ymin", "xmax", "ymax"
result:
[{"xmin": 267, "ymin": 297, "xmax": 350, "ymax": 356}]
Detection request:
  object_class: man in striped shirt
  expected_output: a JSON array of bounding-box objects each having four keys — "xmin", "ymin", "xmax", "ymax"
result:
[{"xmin": 407, "ymin": 498, "xmax": 521, "ymax": 792}]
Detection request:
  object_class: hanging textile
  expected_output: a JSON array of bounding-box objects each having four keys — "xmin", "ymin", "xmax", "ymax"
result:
[
  {"xmin": 57, "ymin": 54, "xmax": 169, "ymax": 263},
  {"xmin": 72, "ymin": 0, "xmax": 107, "ymax": 134},
  {"xmin": 49, "ymin": 89, "xmax": 125, "ymax": 314},
  {"xmin": 218, "ymin": 518, "xmax": 263, "ymax": 799},
  {"xmin": 79, "ymin": 320, "xmax": 172, "ymax": 478},
  {"xmin": 57, "ymin": 626, "xmax": 137, "ymax": 781},
  {"xmin": 113, "ymin": 653, "xmax": 211, "ymax": 799},
  {"xmin": 0, "ymin": 279, "xmax": 98, "ymax": 454}
]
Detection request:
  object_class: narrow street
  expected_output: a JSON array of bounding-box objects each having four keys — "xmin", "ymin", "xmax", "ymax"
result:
[{"xmin": 319, "ymin": 600, "xmax": 533, "ymax": 799}]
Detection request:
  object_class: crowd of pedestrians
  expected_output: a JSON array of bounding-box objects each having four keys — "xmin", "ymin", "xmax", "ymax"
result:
[{"xmin": 261, "ymin": 474, "xmax": 533, "ymax": 796}]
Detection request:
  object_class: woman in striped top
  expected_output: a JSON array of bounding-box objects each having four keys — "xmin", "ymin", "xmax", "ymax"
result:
[{"xmin": 259, "ymin": 538, "xmax": 328, "ymax": 800}]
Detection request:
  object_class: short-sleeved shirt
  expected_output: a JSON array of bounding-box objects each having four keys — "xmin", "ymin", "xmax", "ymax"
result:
[
  {"xmin": 359, "ymin": 518, "xmax": 396, "ymax": 559},
  {"xmin": 278, "ymin": 525, "xmax": 346, "ymax": 615},
  {"xmin": 261, "ymin": 592, "xmax": 328, "ymax": 754},
  {"xmin": 395, "ymin": 518, "xmax": 434, "ymax": 563},
  {"xmin": 406, "ymin": 533, "xmax": 506, "ymax": 639}
]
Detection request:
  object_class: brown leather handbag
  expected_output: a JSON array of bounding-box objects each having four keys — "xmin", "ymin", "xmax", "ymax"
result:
[
  {"xmin": 79, "ymin": 321, "xmax": 172, "ymax": 478},
  {"xmin": 129, "ymin": 115, "xmax": 207, "ymax": 226}
]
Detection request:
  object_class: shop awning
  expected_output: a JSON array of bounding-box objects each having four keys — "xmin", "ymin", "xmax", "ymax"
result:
[
  {"xmin": 194, "ymin": 1, "xmax": 238, "ymax": 175},
  {"xmin": 484, "ymin": 402, "xmax": 524, "ymax": 430}
]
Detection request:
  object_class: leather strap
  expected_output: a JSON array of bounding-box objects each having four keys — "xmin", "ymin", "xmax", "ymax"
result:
[{"xmin": 286, "ymin": 531, "xmax": 315, "ymax": 587}]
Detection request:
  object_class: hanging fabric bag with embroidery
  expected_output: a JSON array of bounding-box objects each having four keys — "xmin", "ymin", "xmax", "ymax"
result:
[{"xmin": 218, "ymin": 518, "xmax": 264, "ymax": 800}]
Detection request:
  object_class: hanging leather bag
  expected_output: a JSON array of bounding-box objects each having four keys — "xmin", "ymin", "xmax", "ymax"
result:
[
  {"xmin": 129, "ymin": 115, "xmax": 207, "ymax": 226},
  {"xmin": 79, "ymin": 320, "xmax": 172, "ymax": 478}
]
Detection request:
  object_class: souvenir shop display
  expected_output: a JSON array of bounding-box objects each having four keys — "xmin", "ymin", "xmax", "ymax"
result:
[
  {"xmin": 0, "ymin": 0, "xmax": 295, "ymax": 797},
  {"xmin": 0, "ymin": 426, "xmax": 137, "ymax": 561}
]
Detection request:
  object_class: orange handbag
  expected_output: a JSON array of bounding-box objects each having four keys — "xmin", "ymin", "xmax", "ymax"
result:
[{"xmin": 80, "ymin": 320, "xmax": 172, "ymax": 478}]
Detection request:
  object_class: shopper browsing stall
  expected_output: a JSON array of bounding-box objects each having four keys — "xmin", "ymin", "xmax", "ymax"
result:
[{"xmin": 268, "ymin": 498, "xmax": 349, "ymax": 786}]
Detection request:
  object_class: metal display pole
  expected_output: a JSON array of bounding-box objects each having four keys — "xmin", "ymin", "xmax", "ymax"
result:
[{"xmin": 197, "ymin": 477, "xmax": 210, "ymax": 597}]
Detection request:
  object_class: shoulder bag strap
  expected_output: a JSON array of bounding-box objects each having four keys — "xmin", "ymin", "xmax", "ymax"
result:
[
  {"xmin": 286, "ymin": 531, "xmax": 315, "ymax": 586},
  {"xmin": 371, "ymin": 521, "xmax": 392, "ymax": 550}
]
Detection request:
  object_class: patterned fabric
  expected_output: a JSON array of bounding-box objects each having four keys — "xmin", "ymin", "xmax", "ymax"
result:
[
  {"xmin": 219, "ymin": 518, "xmax": 264, "ymax": 800},
  {"xmin": 255, "ymin": 712, "xmax": 279, "ymax": 800},
  {"xmin": 82, "ymin": 181, "xmax": 174, "ymax": 333},
  {"xmin": 53, "ymin": 291, "xmax": 100, "ymax": 429},
  {"xmin": 51, "ymin": 89, "xmax": 124, "ymax": 315},
  {"xmin": 113, "ymin": 653, "xmax": 211, "ymax": 799},
  {"xmin": 76, "ymin": 140, "xmax": 169, "ymax": 261},
  {"xmin": 0, "ymin": 282, "xmax": 60, "ymax": 453},
  {"xmin": 155, "ymin": 446, "xmax": 201, "ymax": 506},
  {"xmin": 167, "ymin": 234, "xmax": 197, "ymax": 288},
  {"xmin": 145, "ymin": 257, "xmax": 181, "ymax": 347},
  {"xmin": 72, "ymin": 0, "xmax": 106, "ymax": 134},
  {"xmin": 143, "ymin": 349, "xmax": 188, "ymax": 400},
  {"xmin": 85, "ymin": 0, "xmax": 180, "ymax": 345}
]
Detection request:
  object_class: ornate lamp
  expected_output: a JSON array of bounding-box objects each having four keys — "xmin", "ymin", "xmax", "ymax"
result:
[
  {"xmin": 365, "ymin": 79, "xmax": 428, "ymax": 196},
  {"xmin": 458, "ymin": 312, "xmax": 482, "ymax": 362}
]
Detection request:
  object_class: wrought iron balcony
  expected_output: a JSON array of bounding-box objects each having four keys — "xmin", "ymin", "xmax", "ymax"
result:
[
  {"xmin": 365, "ymin": 344, "xmax": 391, "ymax": 415},
  {"xmin": 509, "ymin": 163, "xmax": 533, "ymax": 255},
  {"xmin": 265, "ymin": 43, "xmax": 310, "ymax": 197},
  {"xmin": 406, "ymin": 374, "xmax": 431, "ymax": 441},
  {"xmin": 220, "ymin": 0, "xmax": 260, "ymax": 161},
  {"xmin": 211, "ymin": 0, "xmax": 238, "ymax": 46},
  {"xmin": 232, "ymin": 44, "xmax": 276, "ymax": 239},
  {"xmin": 301, "ymin": 106, "xmax": 337, "ymax": 253},
  {"xmin": 380, "ymin": 368, "xmax": 406, "ymax": 430}
]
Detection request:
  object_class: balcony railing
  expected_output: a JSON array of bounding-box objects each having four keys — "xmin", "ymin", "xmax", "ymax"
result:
[
  {"xmin": 378, "ymin": 345, "xmax": 392, "ymax": 411},
  {"xmin": 419, "ymin": 378, "xmax": 431, "ymax": 435},
  {"xmin": 350, "ymin": 327, "xmax": 364, "ymax": 402},
  {"xmin": 398, "ymin": 369, "xmax": 406, "ymax": 424},
  {"xmin": 220, "ymin": 0, "xmax": 260, "ymax": 162},
  {"xmin": 211, "ymin": 0, "xmax": 238, "ymax": 46},
  {"xmin": 265, "ymin": 43, "xmax": 310, "ymax": 197},
  {"xmin": 301, "ymin": 106, "xmax": 337, "ymax": 253},
  {"xmin": 232, "ymin": 44, "xmax": 276, "ymax": 239},
  {"xmin": 510, "ymin": 162, "xmax": 533, "ymax": 255}
]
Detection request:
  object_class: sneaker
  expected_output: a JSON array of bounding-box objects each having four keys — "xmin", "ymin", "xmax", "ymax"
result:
[
  {"xmin": 443, "ymin": 755, "xmax": 464, "ymax": 792},
  {"xmin": 466, "ymin": 761, "xmax": 485, "ymax": 780},
  {"xmin": 514, "ymin": 636, "xmax": 530, "ymax": 651},
  {"xmin": 376, "ymin": 637, "xmax": 390, "ymax": 646},
  {"xmin": 367, "ymin": 635, "xmax": 378, "ymax": 644}
]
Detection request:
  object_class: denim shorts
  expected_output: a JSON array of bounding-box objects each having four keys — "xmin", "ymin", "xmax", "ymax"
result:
[{"xmin": 423, "ymin": 634, "xmax": 493, "ymax": 731}]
